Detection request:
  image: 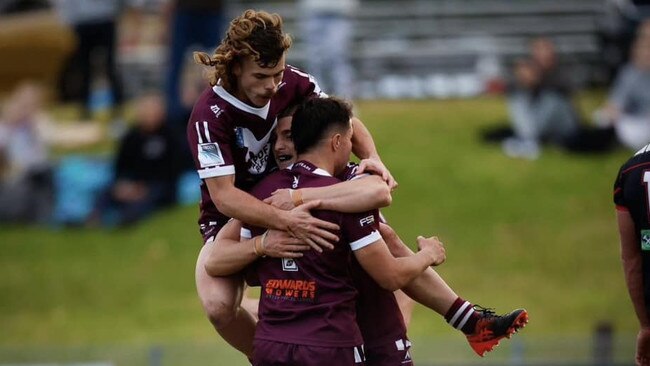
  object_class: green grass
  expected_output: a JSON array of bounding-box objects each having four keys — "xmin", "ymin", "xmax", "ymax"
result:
[{"xmin": 0, "ymin": 93, "xmax": 637, "ymax": 364}]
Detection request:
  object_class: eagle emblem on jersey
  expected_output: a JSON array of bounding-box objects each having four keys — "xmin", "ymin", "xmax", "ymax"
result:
[{"xmin": 234, "ymin": 119, "xmax": 277, "ymax": 174}]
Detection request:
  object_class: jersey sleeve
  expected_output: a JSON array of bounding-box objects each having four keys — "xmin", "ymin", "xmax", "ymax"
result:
[
  {"xmin": 187, "ymin": 114, "xmax": 236, "ymax": 180},
  {"xmin": 286, "ymin": 66, "xmax": 328, "ymax": 100},
  {"xmin": 613, "ymin": 165, "xmax": 628, "ymax": 211},
  {"xmin": 341, "ymin": 209, "xmax": 382, "ymax": 251}
]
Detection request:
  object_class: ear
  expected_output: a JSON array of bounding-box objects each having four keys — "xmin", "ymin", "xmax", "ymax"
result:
[{"xmin": 331, "ymin": 133, "xmax": 342, "ymax": 151}]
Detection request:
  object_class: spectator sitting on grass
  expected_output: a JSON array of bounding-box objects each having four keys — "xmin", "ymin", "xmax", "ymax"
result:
[
  {"xmin": 0, "ymin": 82, "xmax": 55, "ymax": 223},
  {"xmin": 595, "ymin": 21, "xmax": 650, "ymax": 150},
  {"xmin": 89, "ymin": 92, "xmax": 180, "ymax": 227},
  {"xmin": 502, "ymin": 38, "xmax": 580, "ymax": 159}
]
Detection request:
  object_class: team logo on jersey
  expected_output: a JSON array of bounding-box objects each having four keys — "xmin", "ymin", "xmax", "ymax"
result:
[
  {"xmin": 210, "ymin": 104, "xmax": 223, "ymax": 118},
  {"xmin": 198, "ymin": 142, "xmax": 224, "ymax": 167},
  {"xmin": 292, "ymin": 176, "xmax": 300, "ymax": 189},
  {"xmin": 641, "ymin": 230, "xmax": 650, "ymax": 251},
  {"xmin": 282, "ymin": 258, "xmax": 299, "ymax": 271},
  {"xmin": 234, "ymin": 123, "xmax": 276, "ymax": 174},
  {"xmin": 359, "ymin": 215, "xmax": 375, "ymax": 227}
]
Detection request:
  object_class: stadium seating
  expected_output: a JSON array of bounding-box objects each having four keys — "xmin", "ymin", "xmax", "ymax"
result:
[{"xmin": 230, "ymin": 0, "xmax": 605, "ymax": 98}]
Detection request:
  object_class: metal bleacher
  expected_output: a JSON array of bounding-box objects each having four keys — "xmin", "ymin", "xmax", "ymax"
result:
[{"xmin": 230, "ymin": 0, "xmax": 606, "ymax": 98}]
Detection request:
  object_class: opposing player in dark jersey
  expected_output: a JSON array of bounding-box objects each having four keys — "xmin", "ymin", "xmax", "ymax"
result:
[
  {"xmin": 187, "ymin": 10, "xmax": 395, "ymax": 358},
  {"xmin": 245, "ymin": 97, "xmax": 444, "ymax": 365},
  {"xmin": 206, "ymin": 101, "xmax": 528, "ymax": 363},
  {"xmin": 614, "ymin": 144, "xmax": 650, "ymax": 365}
]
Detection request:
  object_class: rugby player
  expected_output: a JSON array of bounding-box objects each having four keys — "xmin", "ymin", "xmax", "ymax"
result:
[
  {"xmin": 207, "ymin": 99, "xmax": 528, "ymax": 363},
  {"xmin": 187, "ymin": 10, "xmax": 393, "ymax": 357},
  {"xmin": 244, "ymin": 97, "xmax": 444, "ymax": 365},
  {"xmin": 614, "ymin": 143, "xmax": 650, "ymax": 365}
]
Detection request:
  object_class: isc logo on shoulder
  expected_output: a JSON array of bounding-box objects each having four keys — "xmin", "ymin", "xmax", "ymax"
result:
[
  {"xmin": 198, "ymin": 142, "xmax": 224, "ymax": 167},
  {"xmin": 359, "ymin": 215, "xmax": 375, "ymax": 227}
]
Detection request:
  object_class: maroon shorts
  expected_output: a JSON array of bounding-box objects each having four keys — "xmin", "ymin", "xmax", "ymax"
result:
[
  {"xmin": 365, "ymin": 337, "xmax": 413, "ymax": 366},
  {"xmin": 253, "ymin": 339, "xmax": 365, "ymax": 366}
]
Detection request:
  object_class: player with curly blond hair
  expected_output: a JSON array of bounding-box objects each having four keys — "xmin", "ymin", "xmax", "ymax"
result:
[{"xmin": 187, "ymin": 9, "xmax": 395, "ymax": 359}]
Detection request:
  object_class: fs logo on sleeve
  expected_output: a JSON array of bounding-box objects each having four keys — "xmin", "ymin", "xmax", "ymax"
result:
[
  {"xmin": 198, "ymin": 142, "xmax": 225, "ymax": 167},
  {"xmin": 359, "ymin": 215, "xmax": 375, "ymax": 227}
]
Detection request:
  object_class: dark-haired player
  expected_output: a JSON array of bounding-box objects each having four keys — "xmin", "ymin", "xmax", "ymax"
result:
[
  {"xmin": 187, "ymin": 9, "xmax": 394, "ymax": 357},
  {"xmin": 244, "ymin": 97, "xmax": 444, "ymax": 365},
  {"xmin": 614, "ymin": 144, "xmax": 650, "ymax": 365},
  {"xmin": 207, "ymin": 99, "xmax": 528, "ymax": 364},
  {"xmin": 269, "ymin": 106, "xmax": 529, "ymax": 359}
]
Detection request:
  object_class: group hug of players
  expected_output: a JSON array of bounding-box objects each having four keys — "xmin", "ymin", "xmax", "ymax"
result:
[{"xmin": 186, "ymin": 9, "xmax": 529, "ymax": 366}]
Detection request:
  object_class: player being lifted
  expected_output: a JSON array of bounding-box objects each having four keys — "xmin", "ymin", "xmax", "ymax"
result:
[
  {"xmin": 229, "ymin": 97, "xmax": 445, "ymax": 365},
  {"xmin": 614, "ymin": 143, "xmax": 650, "ymax": 365},
  {"xmin": 207, "ymin": 99, "xmax": 529, "ymax": 364},
  {"xmin": 187, "ymin": 9, "xmax": 394, "ymax": 357}
]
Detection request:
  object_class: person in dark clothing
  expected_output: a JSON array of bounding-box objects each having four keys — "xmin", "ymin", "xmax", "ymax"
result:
[
  {"xmin": 164, "ymin": 0, "xmax": 224, "ymax": 126},
  {"xmin": 91, "ymin": 93, "xmax": 179, "ymax": 227},
  {"xmin": 55, "ymin": 0, "xmax": 128, "ymax": 120}
]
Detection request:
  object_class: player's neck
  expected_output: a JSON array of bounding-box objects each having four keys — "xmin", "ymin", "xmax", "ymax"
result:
[{"xmin": 297, "ymin": 151, "xmax": 336, "ymax": 176}]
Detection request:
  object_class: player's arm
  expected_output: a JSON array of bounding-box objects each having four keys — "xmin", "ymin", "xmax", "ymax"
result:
[
  {"xmin": 205, "ymin": 219, "xmax": 309, "ymax": 276},
  {"xmin": 351, "ymin": 117, "xmax": 397, "ymax": 189},
  {"xmin": 354, "ymin": 235, "xmax": 445, "ymax": 291},
  {"xmin": 617, "ymin": 209, "xmax": 650, "ymax": 328},
  {"xmin": 206, "ymin": 175, "xmax": 338, "ymax": 251},
  {"xmin": 264, "ymin": 175, "xmax": 391, "ymax": 212},
  {"xmin": 378, "ymin": 223, "xmax": 458, "ymax": 315}
]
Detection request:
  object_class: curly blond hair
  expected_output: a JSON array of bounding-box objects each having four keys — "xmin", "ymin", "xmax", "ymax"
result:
[{"xmin": 193, "ymin": 10, "xmax": 292, "ymax": 91}]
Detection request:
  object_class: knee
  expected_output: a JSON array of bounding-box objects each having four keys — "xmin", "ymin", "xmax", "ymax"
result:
[{"xmin": 203, "ymin": 299, "xmax": 237, "ymax": 330}]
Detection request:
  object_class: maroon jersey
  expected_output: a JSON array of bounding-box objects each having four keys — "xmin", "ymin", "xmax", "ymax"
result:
[
  {"xmin": 243, "ymin": 160, "xmax": 382, "ymax": 348},
  {"xmin": 336, "ymin": 163, "xmax": 408, "ymax": 349},
  {"xmin": 187, "ymin": 65, "xmax": 325, "ymax": 235}
]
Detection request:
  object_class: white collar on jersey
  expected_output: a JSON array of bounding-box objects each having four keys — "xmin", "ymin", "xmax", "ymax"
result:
[
  {"xmin": 287, "ymin": 163, "xmax": 332, "ymax": 177},
  {"xmin": 212, "ymin": 83, "xmax": 270, "ymax": 120}
]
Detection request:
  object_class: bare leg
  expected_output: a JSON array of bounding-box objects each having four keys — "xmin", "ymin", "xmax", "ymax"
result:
[
  {"xmin": 394, "ymin": 289, "xmax": 415, "ymax": 327},
  {"xmin": 196, "ymin": 242, "xmax": 256, "ymax": 358},
  {"xmin": 240, "ymin": 286, "xmax": 259, "ymax": 321}
]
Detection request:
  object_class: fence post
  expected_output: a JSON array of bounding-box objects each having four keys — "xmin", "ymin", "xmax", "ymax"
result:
[
  {"xmin": 593, "ymin": 322, "xmax": 613, "ymax": 366},
  {"xmin": 510, "ymin": 336, "xmax": 525, "ymax": 366},
  {"xmin": 149, "ymin": 345, "xmax": 163, "ymax": 366}
]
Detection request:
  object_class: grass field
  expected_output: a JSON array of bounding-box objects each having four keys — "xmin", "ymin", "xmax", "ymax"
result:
[{"xmin": 0, "ymin": 93, "xmax": 638, "ymax": 364}]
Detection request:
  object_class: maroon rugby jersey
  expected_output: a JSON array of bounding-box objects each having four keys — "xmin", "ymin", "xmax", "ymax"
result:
[
  {"xmin": 186, "ymin": 66, "xmax": 325, "ymax": 235},
  {"xmin": 337, "ymin": 163, "xmax": 408, "ymax": 348},
  {"xmin": 242, "ymin": 160, "xmax": 382, "ymax": 348}
]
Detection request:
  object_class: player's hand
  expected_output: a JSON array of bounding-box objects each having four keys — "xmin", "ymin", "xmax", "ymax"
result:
[
  {"xmin": 262, "ymin": 230, "xmax": 311, "ymax": 258},
  {"xmin": 264, "ymin": 189, "xmax": 294, "ymax": 210},
  {"xmin": 416, "ymin": 235, "xmax": 446, "ymax": 266},
  {"xmin": 357, "ymin": 158, "xmax": 398, "ymax": 191},
  {"xmin": 284, "ymin": 200, "xmax": 339, "ymax": 253},
  {"xmin": 637, "ymin": 327, "xmax": 650, "ymax": 365}
]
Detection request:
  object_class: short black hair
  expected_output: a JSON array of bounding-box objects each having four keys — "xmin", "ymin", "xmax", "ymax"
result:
[{"xmin": 291, "ymin": 97, "xmax": 352, "ymax": 155}]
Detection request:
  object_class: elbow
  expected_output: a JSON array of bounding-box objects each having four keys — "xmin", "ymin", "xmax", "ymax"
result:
[
  {"xmin": 376, "ymin": 274, "xmax": 405, "ymax": 292},
  {"xmin": 368, "ymin": 177, "xmax": 392, "ymax": 208},
  {"xmin": 375, "ymin": 183, "xmax": 392, "ymax": 207},
  {"xmin": 204, "ymin": 262, "xmax": 234, "ymax": 277}
]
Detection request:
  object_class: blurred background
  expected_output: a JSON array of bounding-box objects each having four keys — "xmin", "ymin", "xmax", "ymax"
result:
[{"xmin": 0, "ymin": 0, "xmax": 647, "ymax": 364}]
